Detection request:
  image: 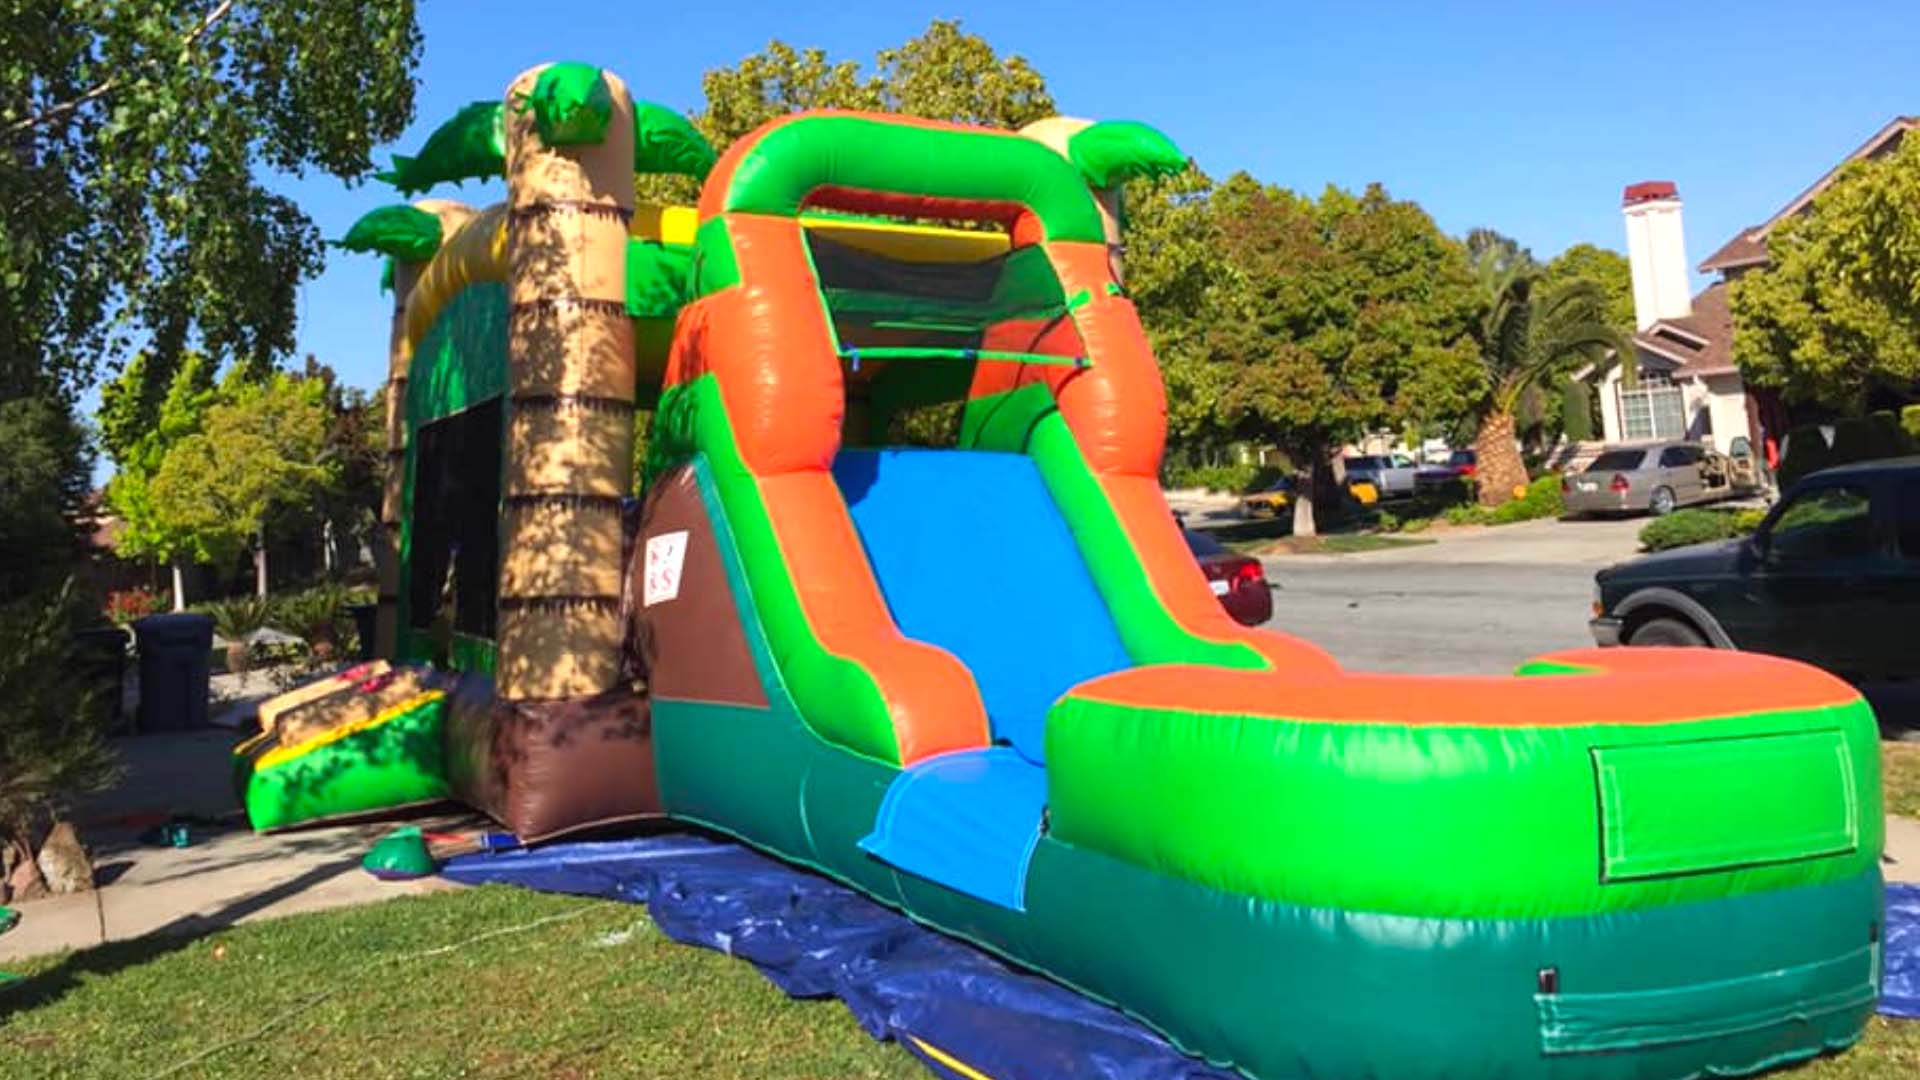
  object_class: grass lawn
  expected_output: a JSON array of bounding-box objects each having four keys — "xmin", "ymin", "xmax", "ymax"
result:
[
  {"xmin": 1885, "ymin": 741, "xmax": 1920, "ymax": 818},
  {"xmin": 2, "ymin": 882, "xmax": 1912, "ymax": 1079},
  {"xmin": 0, "ymin": 885, "xmax": 922, "ymax": 1079}
]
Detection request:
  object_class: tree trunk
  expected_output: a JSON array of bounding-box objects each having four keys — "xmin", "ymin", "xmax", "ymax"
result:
[
  {"xmin": 170, "ymin": 563, "xmax": 186, "ymax": 611},
  {"xmin": 1291, "ymin": 473, "xmax": 1317, "ymax": 538},
  {"xmin": 255, "ymin": 526, "xmax": 268, "ymax": 598},
  {"xmin": 1474, "ymin": 410, "xmax": 1530, "ymax": 508}
]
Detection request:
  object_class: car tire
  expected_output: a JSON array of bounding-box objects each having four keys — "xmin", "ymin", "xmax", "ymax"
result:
[
  {"xmin": 1627, "ymin": 616, "xmax": 1706, "ymax": 647},
  {"xmin": 1648, "ymin": 486, "xmax": 1677, "ymax": 516}
]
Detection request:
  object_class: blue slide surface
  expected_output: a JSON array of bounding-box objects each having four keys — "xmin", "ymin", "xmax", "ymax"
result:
[{"xmin": 831, "ymin": 449, "xmax": 1132, "ymax": 763}]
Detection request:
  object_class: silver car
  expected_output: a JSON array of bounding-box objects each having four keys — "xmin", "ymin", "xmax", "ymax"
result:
[
  {"xmin": 1342, "ymin": 454, "xmax": 1419, "ymax": 499},
  {"xmin": 1562, "ymin": 441, "xmax": 1735, "ymax": 517}
]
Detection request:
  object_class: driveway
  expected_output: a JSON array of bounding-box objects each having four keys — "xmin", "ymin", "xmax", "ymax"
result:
[{"xmin": 1258, "ymin": 517, "xmax": 1642, "ymax": 675}]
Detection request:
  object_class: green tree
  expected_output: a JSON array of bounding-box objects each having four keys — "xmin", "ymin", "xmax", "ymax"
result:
[
  {"xmin": 1544, "ymin": 243, "xmax": 1635, "ymax": 340},
  {"xmin": 1124, "ymin": 166, "xmax": 1235, "ymax": 462},
  {"xmin": 1457, "ymin": 240, "xmax": 1629, "ymax": 506},
  {"xmin": 2, "ymin": 1, "xmax": 421, "ymax": 404},
  {"xmin": 0, "ymin": 397, "xmax": 93, "ymax": 598},
  {"xmin": 639, "ymin": 19, "xmax": 1056, "ymax": 204},
  {"xmin": 1731, "ymin": 135, "xmax": 1920, "ymax": 409},
  {"xmin": 1201, "ymin": 176, "xmax": 1479, "ymax": 535},
  {"xmin": 100, "ymin": 354, "xmax": 219, "ymax": 609},
  {"xmin": 149, "ymin": 371, "xmax": 336, "ymax": 600}
]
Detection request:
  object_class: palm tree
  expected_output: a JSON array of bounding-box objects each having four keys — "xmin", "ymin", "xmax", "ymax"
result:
[{"xmin": 1466, "ymin": 245, "xmax": 1630, "ymax": 507}]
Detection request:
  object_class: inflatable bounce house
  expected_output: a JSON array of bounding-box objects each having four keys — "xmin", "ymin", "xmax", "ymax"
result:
[{"xmin": 238, "ymin": 62, "xmax": 1887, "ymax": 1078}]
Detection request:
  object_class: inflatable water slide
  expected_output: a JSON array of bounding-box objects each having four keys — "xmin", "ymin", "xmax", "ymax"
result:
[{"xmin": 241, "ymin": 62, "xmax": 1885, "ymax": 1078}]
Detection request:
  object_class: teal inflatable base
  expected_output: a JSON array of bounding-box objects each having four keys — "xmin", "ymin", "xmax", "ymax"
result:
[{"xmin": 647, "ymin": 454, "xmax": 1880, "ymax": 1079}]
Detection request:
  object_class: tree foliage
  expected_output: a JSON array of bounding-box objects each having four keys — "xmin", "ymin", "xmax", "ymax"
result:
[
  {"xmin": 148, "ymin": 371, "xmax": 335, "ymax": 574},
  {"xmin": 1543, "ymin": 243, "xmax": 1635, "ymax": 341},
  {"xmin": 1184, "ymin": 176, "xmax": 1479, "ymax": 532},
  {"xmin": 1731, "ymin": 135, "xmax": 1920, "ymax": 409},
  {"xmin": 638, "ymin": 20, "xmax": 1056, "ymax": 204},
  {"xmin": 1, "ymin": 1, "xmax": 422, "ymax": 402},
  {"xmin": 0, "ymin": 396, "xmax": 93, "ymax": 597},
  {"xmin": 1457, "ymin": 239, "xmax": 1629, "ymax": 505}
]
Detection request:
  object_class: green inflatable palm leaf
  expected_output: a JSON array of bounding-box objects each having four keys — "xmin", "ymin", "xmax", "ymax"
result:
[
  {"xmin": 376, "ymin": 101, "xmax": 507, "ymax": 195},
  {"xmin": 337, "ymin": 204, "xmax": 443, "ymax": 263},
  {"xmin": 635, "ymin": 102, "xmax": 717, "ymax": 180},
  {"xmin": 515, "ymin": 62, "xmax": 613, "ymax": 147},
  {"xmin": 1065, "ymin": 121, "xmax": 1188, "ymax": 188}
]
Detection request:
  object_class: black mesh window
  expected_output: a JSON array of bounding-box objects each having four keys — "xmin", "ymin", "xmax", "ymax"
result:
[{"xmin": 409, "ymin": 398, "xmax": 502, "ymax": 638}]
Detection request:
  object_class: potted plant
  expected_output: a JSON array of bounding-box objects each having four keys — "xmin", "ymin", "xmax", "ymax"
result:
[{"xmin": 200, "ymin": 597, "xmax": 273, "ymax": 674}]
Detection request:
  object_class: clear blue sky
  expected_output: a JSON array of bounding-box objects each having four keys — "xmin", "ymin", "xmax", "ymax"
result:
[{"xmin": 278, "ymin": 0, "xmax": 1917, "ymax": 395}]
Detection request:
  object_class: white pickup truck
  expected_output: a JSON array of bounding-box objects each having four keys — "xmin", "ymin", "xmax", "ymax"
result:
[{"xmin": 1342, "ymin": 453, "xmax": 1419, "ymax": 499}]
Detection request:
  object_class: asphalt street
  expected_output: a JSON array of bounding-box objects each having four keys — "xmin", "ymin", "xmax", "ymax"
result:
[{"xmin": 1253, "ymin": 517, "xmax": 1644, "ymax": 675}]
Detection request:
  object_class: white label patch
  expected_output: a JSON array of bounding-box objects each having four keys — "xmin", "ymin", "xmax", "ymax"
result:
[{"xmin": 643, "ymin": 531, "xmax": 689, "ymax": 607}]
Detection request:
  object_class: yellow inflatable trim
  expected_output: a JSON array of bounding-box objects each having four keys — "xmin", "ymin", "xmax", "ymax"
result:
[
  {"xmin": 253, "ymin": 689, "xmax": 447, "ymax": 773},
  {"xmin": 399, "ymin": 199, "xmax": 1012, "ymax": 353},
  {"xmin": 906, "ymin": 1036, "xmax": 996, "ymax": 1080}
]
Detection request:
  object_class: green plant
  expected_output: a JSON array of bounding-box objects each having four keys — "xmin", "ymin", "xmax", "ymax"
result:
[
  {"xmin": 1488, "ymin": 473, "xmax": 1564, "ymax": 524},
  {"xmin": 1400, "ymin": 516, "xmax": 1433, "ymax": 535},
  {"xmin": 274, "ymin": 585, "xmax": 351, "ymax": 657},
  {"xmin": 1444, "ymin": 504, "xmax": 1493, "ymax": 526},
  {"xmin": 1638, "ymin": 509, "xmax": 1760, "ymax": 552},
  {"xmin": 1165, "ymin": 462, "xmax": 1276, "ymax": 494},
  {"xmin": 196, "ymin": 596, "xmax": 276, "ymax": 640},
  {"xmin": 1375, "ymin": 511, "xmax": 1401, "ymax": 532},
  {"xmin": 0, "ymin": 584, "xmax": 123, "ymax": 882}
]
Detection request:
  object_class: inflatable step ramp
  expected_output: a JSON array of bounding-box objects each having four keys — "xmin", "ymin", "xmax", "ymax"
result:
[{"xmin": 236, "ymin": 665, "xmax": 451, "ymax": 831}]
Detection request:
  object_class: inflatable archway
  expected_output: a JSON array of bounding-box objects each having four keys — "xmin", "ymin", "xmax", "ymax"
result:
[{"xmin": 237, "ymin": 62, "xmax": 1884, "ymax": 1080}]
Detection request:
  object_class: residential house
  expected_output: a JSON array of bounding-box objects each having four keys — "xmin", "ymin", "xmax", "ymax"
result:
[{"xmin": 1596, "ymin": 117, "xmax": 1918, "ymax": 462}]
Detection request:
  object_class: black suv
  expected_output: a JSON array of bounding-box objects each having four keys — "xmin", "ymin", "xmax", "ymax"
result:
[{"xmin": 1591, "ymin": 457, "xmax": 1920, "ymax": 684}]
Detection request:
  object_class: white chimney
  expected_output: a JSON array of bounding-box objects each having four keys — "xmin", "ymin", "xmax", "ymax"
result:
[{"xmin": 1621, "ymin": 181, "xmax": 1693, "ymax": 329}]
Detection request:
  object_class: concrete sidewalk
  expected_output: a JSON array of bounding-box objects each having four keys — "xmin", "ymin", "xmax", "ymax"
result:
[{"xmin": 1, "ymin": 729, "xmax": 467, "ymax": 963}]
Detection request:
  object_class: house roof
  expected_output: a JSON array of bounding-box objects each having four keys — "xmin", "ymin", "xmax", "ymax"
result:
[
  {"xmin": 1699, "ymin": 116, "xmax": 1918, "ymax": 273},
  {"xmin": 1633, "ymin": 281, "xmax": 1738, "ymax": 378}
]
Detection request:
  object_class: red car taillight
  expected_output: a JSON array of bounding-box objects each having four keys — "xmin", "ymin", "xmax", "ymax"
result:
[
  {"xmin": 1609, "ymin": 473, "xmax": 1631, "ymax": 494},
  {"xmin": 1560, "ymin": 475, "xmax": 1571, "ymax": 494},
  {"xmin": 1234, "ymin": 560, "xmax": 1263, "ymax": 586}
]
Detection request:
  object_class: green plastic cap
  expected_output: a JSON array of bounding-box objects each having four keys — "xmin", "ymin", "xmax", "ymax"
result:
[{"xmin": 362, "ymin": 825, "xmax": 435, "ymax": 880}]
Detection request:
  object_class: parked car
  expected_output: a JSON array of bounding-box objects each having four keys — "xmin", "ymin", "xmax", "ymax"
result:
[
  {"xmin": 1562, "ymin": 440, "xmax": 1756, "ymax": 517},
  {"xmin": 1590, "ymin": 457, "xmax": 1920, "ymax": 685},
  {"xmin": 1343, "ymin": 454, "xmax": 1418, "ymax": 499},
  {"xmin": 1415, "ymin": 449, "xmax": 1477, "ymax": 492},
  {"xmin": 1238, "ymin": 477, "xmax": 1294, "ymax": 519},
  {"xmin": 1183, "ymin": 528, "xmax": 1273, "ymax": 626}
]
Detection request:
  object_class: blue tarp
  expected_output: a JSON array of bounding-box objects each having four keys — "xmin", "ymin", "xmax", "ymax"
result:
[
  {"xmin": 444, "ymin": 836, "xmax": 1920, "ymax": 1075},
  {"xmin": 442, "ymin": 833, "xmax": 1233, "ymax": 1080},
  {"xmin": 1887, "ymin": 883, "xmax": 1920, "ymax": 1019}
]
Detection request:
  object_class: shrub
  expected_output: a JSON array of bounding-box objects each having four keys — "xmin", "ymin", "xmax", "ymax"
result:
[
  {"xmin": 1903, "ymin": 405, "xmax": 1920, "ymax": 446},
  {"xmin": 1444, "ymin": 504, "xmax": 1493, "ymax": 526},
  {"xmin": 104, "ymin": 588, "xmax": 163, "ymax": 625},
  {"xmin": 1489, "ymin": 474, "xmax": 1564, "ymax": 524},
  {"xmin": 0, "ymin": 584, "xmax": 123, "ymax": 881},
  {"xmin": 1399, "ymin": 516, "xmax": 1432, "ymax": 535},
  {"xmin": 1164, "ymin": 462, "xmax": 1281, "ymax": 495},
  {"xmin": 1638, "ymin": 508, "xmax": 1761, "ymax": 552}
]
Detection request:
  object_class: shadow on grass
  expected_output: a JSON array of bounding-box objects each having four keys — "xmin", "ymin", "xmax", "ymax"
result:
[{"xmin": 0, "ymin": 856, "xmax": 360, "ymax": 1016}]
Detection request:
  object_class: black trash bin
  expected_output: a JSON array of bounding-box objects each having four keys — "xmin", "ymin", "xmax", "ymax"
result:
[
  {"xmin": 71, "ymin": 626, "xmax": 131, "ymax": 734},
  {"xmin": 133, "ymin": 613, "xmax": 214, "ymax": 732},
  {"xmin": 347, "ymin": 603, "xmax": 378, "ymax": 661}
]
